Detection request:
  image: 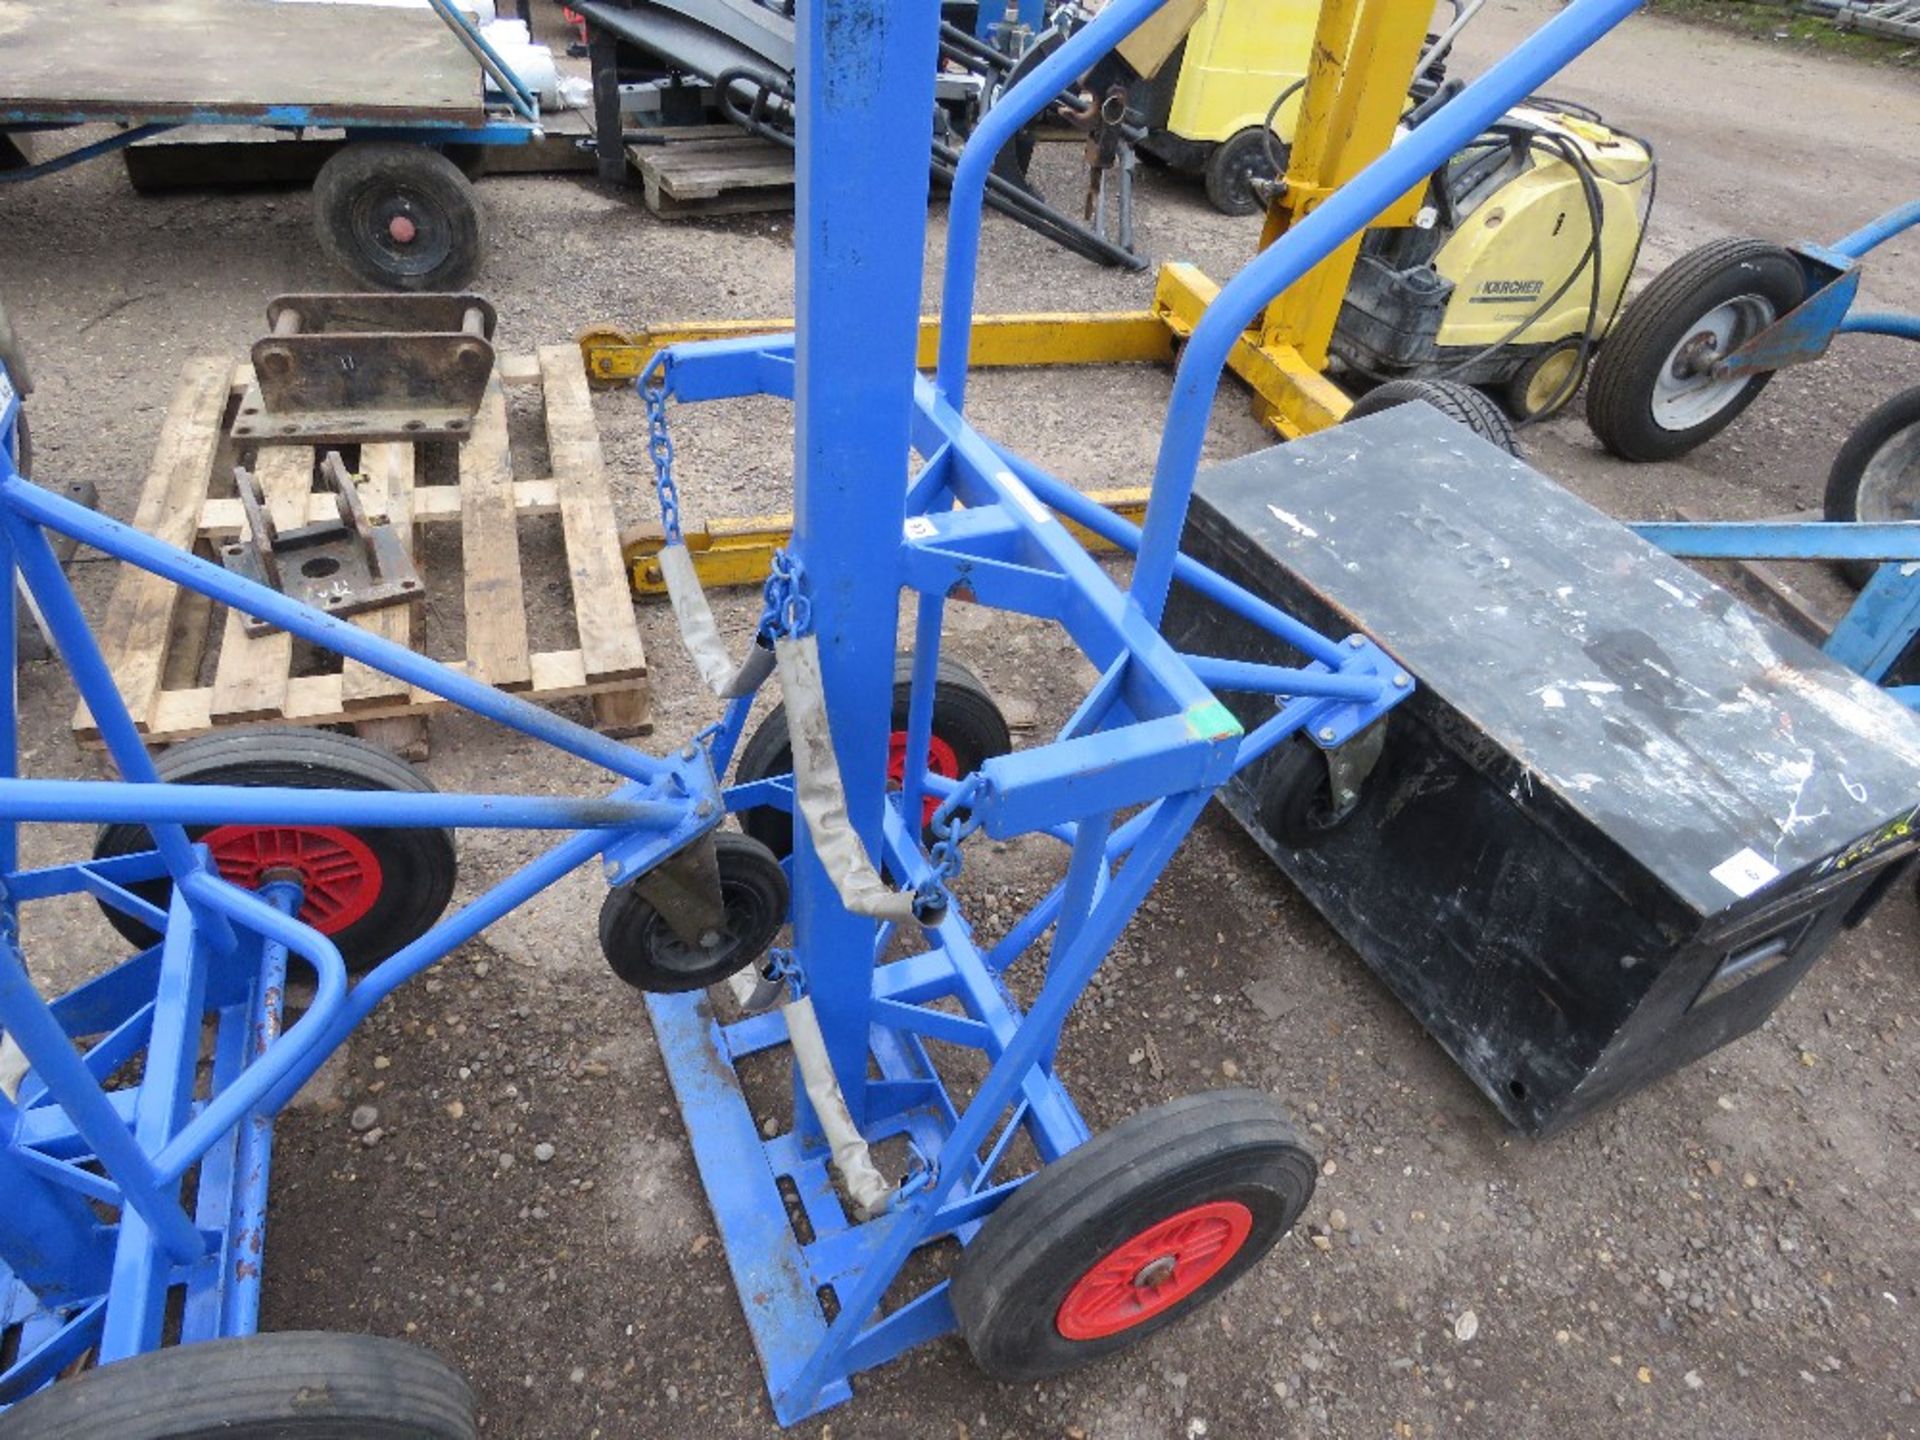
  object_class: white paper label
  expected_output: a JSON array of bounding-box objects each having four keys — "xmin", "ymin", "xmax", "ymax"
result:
[{"xmin": 1710, "ymin": 847, "xmax": 1780, "ymax": 899}]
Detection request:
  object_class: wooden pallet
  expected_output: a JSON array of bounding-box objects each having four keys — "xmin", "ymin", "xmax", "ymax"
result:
[
  {"xmin": 626, "ymin": 125, "xmax": 794, "ymax": 217},
  {"xmin": 77, "ymin": 346, "xmax": 649, "ymax": 758}
]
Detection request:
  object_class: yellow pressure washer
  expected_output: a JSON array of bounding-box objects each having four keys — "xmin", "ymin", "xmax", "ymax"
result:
[{"xmin": 1136, "ymin": 0, "xmax": 1655, "ymax": 421}]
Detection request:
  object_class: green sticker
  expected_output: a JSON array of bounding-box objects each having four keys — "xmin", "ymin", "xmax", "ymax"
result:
[{"xmin": 1185, "ymin": 699, "xmax": 1243, "ymax": 741}]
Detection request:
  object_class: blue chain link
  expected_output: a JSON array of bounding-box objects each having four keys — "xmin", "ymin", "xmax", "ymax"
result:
[
  {"xmin": 762, "ymin": 549, "xmax": 812, "ymax": 639},
  {"xmin": 637, "ymin": 355, "xmax": 682, "ymax": 547},
  {"xmin": 924, "ymin": 774, "xmax": 986, "ymax": 886}
]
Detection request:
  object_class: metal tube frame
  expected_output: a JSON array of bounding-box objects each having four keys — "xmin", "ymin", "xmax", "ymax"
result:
[
  {"xmin": 0, "ymin": 0, "xmax": 1646, "ymax": 1424},
  {"xmin": 640, "ymin": 0, "xmax": 1643, "ymax": 1425},
  {"xmin": 0, "ymin": 374, "xmax": 725, "ymax": 1408}
]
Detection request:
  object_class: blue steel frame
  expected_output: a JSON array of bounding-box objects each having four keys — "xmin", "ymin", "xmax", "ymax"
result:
[
  {"xmin": 1715, "ymin": 199, "xmax": 1920, "ymax": 375},
  {"xmin": 0, "ymin": 0, "xmax": 1649, "ymax": 1426},
  {"xmin": 1632, "ymin": 200, "xmax": 1920, "ymax": 688},
  {"xmin": 640, "ymin": 0, "xmax": 1647, "ymax": 1425}
]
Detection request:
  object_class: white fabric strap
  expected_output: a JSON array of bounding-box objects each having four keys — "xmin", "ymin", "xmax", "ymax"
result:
[
  {"xmin": 659, "ymin": 543, "xmax": 776, "ymax": 700},
  {"xmin": 773, "ymin": 633, "xmax": 918, "ymax": 924}
]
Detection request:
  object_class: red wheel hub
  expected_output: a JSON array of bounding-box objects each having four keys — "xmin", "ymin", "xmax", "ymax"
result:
[
  {"xmin": 886, "ymin": 730, "xmax": 960, "ymax": 826},
  {"xmin": 388, "ymin": 213, "xmax": 418, "ymax": 245},
  {"xmin": 1055, "ymin": 1200, "xmax": 1254, "ymax": 1341},
  {"xmin": 201, "ymin": 825, "xmax": 383, "ymax": 934}
]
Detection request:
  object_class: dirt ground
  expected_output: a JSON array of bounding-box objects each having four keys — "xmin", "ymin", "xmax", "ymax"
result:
[{"xmin": 2, "ymin": 2, "xmax": 1918, "ymax": 1437}]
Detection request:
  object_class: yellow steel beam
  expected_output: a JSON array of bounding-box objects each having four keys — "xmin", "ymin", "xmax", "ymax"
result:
[
  {"xmin": 1259, "ymin": 0, "xmax": 1433, "ymax": 368},
  {"xmin": 580, "ymin": 313, "xmax": 1174, "ymax": 388},
  {"xmin": 1154, "ymin": 264, "xmax": 1351, "ymax": 437},
  {"xmin": 624, "ymin": 488, "xmax": 1151, "ymax": 597}
]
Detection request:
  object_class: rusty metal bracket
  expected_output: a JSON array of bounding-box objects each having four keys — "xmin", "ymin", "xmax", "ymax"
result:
[
  {"xmin": 220, "ymin": 452, "xmax": 424, "ymax": 636},
  {"xmin": 630, "ymin": 831, "xmax": 728, "ymax": 949},
  {"xmin": 235, "ymin": 293, "xmax": 498, "ymax": 445}
]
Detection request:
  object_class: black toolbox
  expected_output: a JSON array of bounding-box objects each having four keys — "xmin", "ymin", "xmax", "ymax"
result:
[{"xmin": 1165, "ymin": 407, "xmax": 1920, "ymax": 1135}]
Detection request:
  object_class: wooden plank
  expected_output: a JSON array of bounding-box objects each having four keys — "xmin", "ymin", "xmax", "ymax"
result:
[
  {"xmin": 207, "ymin": 449, "xmax": 311, "ymax": 724},
  {"xmin": 538, "ymin": 345, "xmax": 648, "ymax": 684},
  {"xmin": 5, "ymin": 0, "xmax": 483, "ymax": 121},
  {"xmin": 76, "ymin": 355, "xmax": 233, "ymax": 735},
  {"xmin": 497, "ymin": 353, "xmax": 543, "ymax": 387},
  {"xmin": 139, "ymin": 648, "xmax": 636, "ymax": 741},
  {"xmin": 591, "ymin": 686, "xmax": 653, "ymax": 738},
  {"xmin": 199, "ymin": 478, "xmax": 557, "ymax": 537},
  {"xmin": 458, "ymin": 378, "xmax": 532, "ymax": 690},
  {"xmin": 339, "ymin": 444, "xmax": 417, "ymax": 711}
]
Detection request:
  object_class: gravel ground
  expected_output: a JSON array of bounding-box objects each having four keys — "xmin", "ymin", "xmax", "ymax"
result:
[{"xmin": 1, "ymin": 3, "xmax": 1917, "ymax": 1438}]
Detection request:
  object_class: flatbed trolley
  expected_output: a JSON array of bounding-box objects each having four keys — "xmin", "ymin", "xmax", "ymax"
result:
[
  {"xmin": 0, "ymin": 0, "xmax": 542, "ymax": 290},
  {"xmin": 0, "ymin": 0, "xmax": 1647, "ymax": 1430}
]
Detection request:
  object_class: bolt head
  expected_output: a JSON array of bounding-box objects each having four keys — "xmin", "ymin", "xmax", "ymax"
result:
[
  {"xmin": 603, "ymin": 860, "xmax": 621, "ymax": 880},
  {"xmin": 1133, "ymin": 1254, "xmax": 1179, "ymax": 1290},
  {"xmin": 1348, "ymin": 635, "xmax": 1365, "ymax": 648},
  {"xmin": 1393, "ymin": 672, "xmax": 1411, "ymax": 688},
  {"xmin": 1318, "ymin": 727, "xmax": 1337, "ymax": 742},
  {"xmin": 695, "ymin": 798, "xmax": 716, "ymax": 818}
]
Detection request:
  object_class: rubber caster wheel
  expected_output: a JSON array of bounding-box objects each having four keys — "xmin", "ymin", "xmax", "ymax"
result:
[
  {"xmin": 1584, "ymin": 236, "xmax": 1805, "ymax": 463},
  {"xmin": 0, "ymin": 1330, "xmax": 477, "ymax": 1439},
  {"xmin": 1256, "ymin": 737, "xmax": 1363, "ymax": 850},
  {"xmin": 92, "ymin": 728, "xmax": 457, "ymax": 973},
  {"xmin": 312, "ymin": 142, "xmax": 483, "ymax": 292},
  {"xmin": 1501, "ymin": 338, "xmax": 1588, "ymax": 423},
  {"xmin": 599, "ymin": 831, "xmax": 788, "ymax": 993},
  {"xmin": 1204, "ymin": 127, "xmax": 1284, "ymax": 217},
  {"xmin": 951, "ymin": 1090, "xmax": 1316, "ymax": 1383},
  {"xmin": 732, "ymin": 654, "xmax": 1012, "ymax": 859},
  {"xmin": 1824, "ymin": 384, "xmax": 1920, "ymax": 588},
  {"xmin": 1344, "ymin": 378, "xmax": 1521, "ymax": 457}
]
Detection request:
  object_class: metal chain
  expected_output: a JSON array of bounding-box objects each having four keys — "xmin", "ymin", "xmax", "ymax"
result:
[
  {"xmin": 761, "ymin": 548, "xmax": 812, "ymax": 639},
  {"xmin": 638, "ymin": 358, "xmax": 682, "ymax": 547},
  {"xmin": 925, "ymin": 775, "xmax": 987, "ymax": 885}
]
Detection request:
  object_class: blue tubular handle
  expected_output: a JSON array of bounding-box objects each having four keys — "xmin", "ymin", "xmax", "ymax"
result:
[
  {"xmin": 988, "ymin": 441, "xmax": 1357, "ymax": 671},
  {"xmin": 1838, "ymin": 311, "xmax": 1920, "ymax": 342},
  {"xmin": 150, "ymin": 876, "xmax": 350, "ymax": 1182},
  {"xmin": 935, "ymin": 0, "xmax": 1170, "ymax": 411},
  {"xmin": 0, "ymin": 779, "xmax": 681, "ymax": 832},
  {"xmin": 1131, "ymin": 0, "xmax": 1647, "ymax": 625},
  {"xmin": 1833, "ymin": 200, "xmax": 1920, "ymax": 260}
]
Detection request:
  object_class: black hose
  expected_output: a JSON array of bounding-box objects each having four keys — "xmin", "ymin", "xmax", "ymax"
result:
[
  {"xmin": 1435, "ymin": 130, "xmax": 1606, "ymax": 422},
  {"xmin": 1262, "ymin": 79, "xmax": 1305, "ymax": 175}
]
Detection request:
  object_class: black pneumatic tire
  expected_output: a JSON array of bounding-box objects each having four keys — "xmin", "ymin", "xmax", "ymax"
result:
[
  {"xmin": 92, "ymin": 728, "xmax": 457, "ymax": 972},
  {"xmin": 599, "ymin": 831, "xmax": 788, "ymax": 993},
  {"xmin": 1204, "ymin": 127, "xmax": 1283, "ymax": 217},
  {"xmin": 1585, "ymin": 237, "xmax": 1806, "ymax": 463},
  {"xmin": 1824, "ymin": 385, "xmax": 1920, "ymax": 588},
  {"xmin": 312, "ymin": 142, "xmax": 483, "ymax": 292},
  {"xmin": 950, "ymin": 1089, "xmax": 1316, "ymax": 1383},
  {"xmin": 1257, "ymin": 737, "xmax": 1360, "ymax": 850},
  {"xmin": 0, "ymin": 1331, "xmax": 476, "ymax": 1440},
  {"xmin": 732, "ymin": 654, "xmax": 1013, "ymax": 858},
  {"xmin": 1345, "ymin": 378, "xmax": 1521, "ymax": 457}
]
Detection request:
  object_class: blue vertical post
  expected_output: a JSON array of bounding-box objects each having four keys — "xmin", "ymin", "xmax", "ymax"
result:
[{"xmin": 789, "ymin": 0, "xmax": 940, "ymax": 1123}]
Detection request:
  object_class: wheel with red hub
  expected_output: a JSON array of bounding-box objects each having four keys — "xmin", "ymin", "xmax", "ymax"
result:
[
  {"xmin": 949, "ymin": 1089, "xmax": 1316, "ymax": 1382},
  {"xmin": 91, "ymin": 728, "xmax": 457, "ymax": 973},
  {"xmin": 312, "ymin": 142, "xmax": 483, "ymax": 292},
  {"xmin": 730, "ymin": 655, "xmax": 1012, "ymax": 859}
]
